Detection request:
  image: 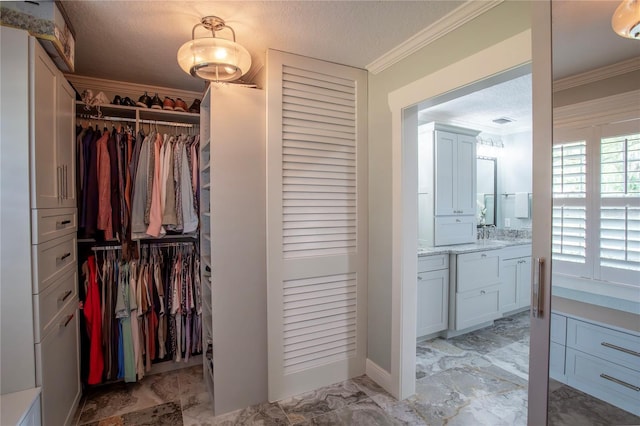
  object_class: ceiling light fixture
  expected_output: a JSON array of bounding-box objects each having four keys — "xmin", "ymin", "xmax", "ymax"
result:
[
  {"xmin": 177, "ymin": 16, "xmax": 252, "ymax": 82},
  {"xmin": 612, "ymin": 0, "xmax": 640, "ymax": 40}
]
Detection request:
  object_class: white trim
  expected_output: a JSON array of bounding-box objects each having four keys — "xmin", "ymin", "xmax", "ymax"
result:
[
  {"xmin": 387, "ymin": 29, "xmax": 532, "ymax": 401},
  {"xmin": 553, "ymin": 274, "xmax": 640, "ymax": 303},
  {"xmin": 365, "ymin": 359, "xmax": 393, "ymax": 393},
  {"xmin": 554, "ymin": 90, "xmax": 640, "ymax": 129},
  {"xmin": 366, "ymin": 1, "xmax": 503, "ymax": 75},
  {"xmin": 64, "ymin": 74, "xmax": 203, "ymax": 103},
  {"xmin": 554, "ymin": 57, "xmax": 640, "ymax": 92}
]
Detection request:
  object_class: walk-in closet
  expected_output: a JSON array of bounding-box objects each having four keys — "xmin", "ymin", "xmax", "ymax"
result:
[{"xmin": 1, "ymin": 10, "xmax": 266, "ymax": 424}]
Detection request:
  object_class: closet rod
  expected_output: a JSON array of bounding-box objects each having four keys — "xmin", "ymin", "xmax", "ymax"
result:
[
  {"xmin": 91, "ymin": 245, "xmax": 121, "ymax": 251},
  {"xmin": 76, "ymin": 113, "xmax": 197, "ymax": 128},
  {"xmin": 501, "ymin": 192, "xmax": 532, "ymax": 197},
  {"xmin": 146, "ymin": 241, "xmax": 196, "ymax": 249}
]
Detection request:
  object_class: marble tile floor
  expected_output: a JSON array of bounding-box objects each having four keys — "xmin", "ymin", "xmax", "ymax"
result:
[{"xmin": 72, "ymin": 311, "xmax": 639, "ymax": 425}]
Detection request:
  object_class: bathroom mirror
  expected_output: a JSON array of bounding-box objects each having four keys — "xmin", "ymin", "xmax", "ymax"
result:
[{"xmin": 476, "ymin": 156, "xmax": 496, "ymax": 226}]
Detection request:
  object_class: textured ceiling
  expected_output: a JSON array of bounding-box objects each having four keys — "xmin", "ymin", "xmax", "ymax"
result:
[
  {"xmin": 60, "ymin": 1, "xmax": 463, "ymax": 92},
  {"xmin": 418, "ymin": 74, "xmax": 532, "ymax": 136},
  {"xmin": 552, "ymin": 0, "xmax": 640, "ymax": 79}
]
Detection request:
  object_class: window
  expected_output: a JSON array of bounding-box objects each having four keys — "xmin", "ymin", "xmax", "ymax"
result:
[
  {"xmin": 553, "ymin": 128, "xmax": 640, "ymax": 289},
  {"xmin": 600, "ymin": 132, "xmax": 640, "ymax": 274},
  {"xmin": 552, "ymin": 142, "xmax": 587, "ymax": 265}
]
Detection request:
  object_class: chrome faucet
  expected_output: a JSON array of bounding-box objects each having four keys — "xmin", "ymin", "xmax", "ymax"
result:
[{"xmin": 483, "ymin": 224, "xmax": 496, "ymax": 240}]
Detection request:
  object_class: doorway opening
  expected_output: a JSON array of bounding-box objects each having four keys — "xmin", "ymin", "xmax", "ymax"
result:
[{"xmin": 409, "ymin": 69, "xmax": 533, "ymax": 423}]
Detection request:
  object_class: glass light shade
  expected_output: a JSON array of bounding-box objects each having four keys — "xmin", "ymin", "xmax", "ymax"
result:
[
  {"xmin": 177, "ymin": 37, "xmax": 252, "ymax": 82},
  {"xmin": 612, "ymin": 0, "xmax": 640, "ymax": 39}
]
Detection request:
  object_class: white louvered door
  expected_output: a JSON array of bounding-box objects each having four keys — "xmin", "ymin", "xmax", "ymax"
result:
[{"xmin": 267, "ymin": 49, "xmax": 367, "ymax": 401}]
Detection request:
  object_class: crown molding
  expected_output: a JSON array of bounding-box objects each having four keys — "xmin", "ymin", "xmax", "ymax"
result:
[
  {"xmin": 366, "ymin": 0, "xmax": 503, "ymax": 75},
  {"xmin": 554, "ymin": 89, "xmax": 640, "ymax": 129},
  {"xmin": 64, "ymin": 74, "xmax": 204, "ymax": 103},
  {"xmin": 553, "ymin": 57, "xmax": 640, "ymax": 92}
]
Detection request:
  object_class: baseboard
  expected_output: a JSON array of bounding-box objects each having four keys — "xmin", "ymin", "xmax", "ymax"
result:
[{"xmin": 365, "ymin": 359, "xmax": 392, "ymax": 394}]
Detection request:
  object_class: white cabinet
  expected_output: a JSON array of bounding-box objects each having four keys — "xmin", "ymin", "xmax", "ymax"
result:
[
  {"xmin": 499, "ymin": 245, "xmax": 532, "ymax": 313},
  {"xmin": 450, "ymin": 249, "xmax": 502, "ymax": 331},
  {"xmin": 0, "ymin": 27, "xmax": 79, "ymax": 425},
  {"xmin": 31, "ymin": 40, "xmax": 75, "ymax": 209},
  {"xmin": 434, "ymin": 130, "xmax": 477, "ymax": 216},
  {"xmin": 417, "ymin": 255, "xmax": 449, "ymax": 337},
  {"xmin": 200, "ymin": 84, "xmax": 267, "ymax": 415},
  {"xmin": 418, "ymin": 123, "xmax": 479, "ymax": 246},
  {"xmin": 551, "ymin": 312, "xmax": 640, "ymax": 416}
]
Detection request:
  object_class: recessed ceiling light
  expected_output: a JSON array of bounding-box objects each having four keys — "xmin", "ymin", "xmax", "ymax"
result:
[{"xmin": 492, "ymin": 117, "xmax": 514, "ymax": 125}]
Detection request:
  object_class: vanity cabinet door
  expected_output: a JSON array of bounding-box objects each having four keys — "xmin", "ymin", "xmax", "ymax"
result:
[
  {"xmin": 455, "ymin": 134, "xmax": 477, "ymax": 215},
  {"xmin": 417, "ymin": 269, "xmax": 449, "ymax": 337},
  {"xmin": 516, "ymin": 257, "xmax": 531, "ymax": 309},
  {"xmin": 500, "ymin": 258, "xmax": 518, "ymax": 313},
  {"xmin": 434, "ymin": 131, "xmax": 456, "ymax": 216}
]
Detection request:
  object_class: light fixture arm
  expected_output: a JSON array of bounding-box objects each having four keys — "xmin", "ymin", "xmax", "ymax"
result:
[{"xmin": 192, "ymin": 16, "xmax": 237, "ymax": 42}]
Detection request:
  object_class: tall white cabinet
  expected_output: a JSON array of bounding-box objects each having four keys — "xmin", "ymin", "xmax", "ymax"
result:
[
  {"xmin": 1, "ymin": 27, "xmax": 80, "ymax": 426},
  {"xmin": 199, "ymin": 84, "xmax": 267, "ymax": 415},
  {"xmin": 418, "ymin": 123, "xmax": 479, "ymax": 246}
]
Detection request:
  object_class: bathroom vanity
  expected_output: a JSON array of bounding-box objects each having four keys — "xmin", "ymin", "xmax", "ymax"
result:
[{"xmin": 417, "ymin": 239, "xmax": 532, "ymax": 339}]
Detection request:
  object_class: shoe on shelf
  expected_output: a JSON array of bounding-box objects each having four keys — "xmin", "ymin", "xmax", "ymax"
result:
[
  {"xmin": 163, "ymin": 97, "xmax": 175, "ymax": 110},
  {"xmin": 188, "ymin": 98, "xmax": 201, "ymax": 113},
  {"xmin": 112, "ymin": 95, "xmax": 122, "ymax": 105},
  {"xmin": 174, "ymin": 98, "xmax": 188, "ymax": 112},
  {"xmin": 151, "ymin": 93, "xmax": 163, "ymax": 110},
  {"xmin": 137, "ymin": 91, "xmax": 151, "ymax": 108},
  {"xmin": 123, "ymin": 97, "xmax": 135, "ymax": 107}
]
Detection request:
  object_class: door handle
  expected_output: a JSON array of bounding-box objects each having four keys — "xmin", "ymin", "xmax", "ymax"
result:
[
  {"xmin": 532, "ymin": 257, "xmax": 545, "ymax": 318},
  {"xmin": 57, "ymin": 166, "xmax": 62, "ymax": 200}
]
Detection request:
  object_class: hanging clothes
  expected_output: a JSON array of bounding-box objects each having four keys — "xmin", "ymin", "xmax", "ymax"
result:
[
  {"xmin": 83, "ymin": 255, "xmax": 104, "ymax": 385},
  {"xmin": 79, "ymin": 242, "xmax": 202, "ymax": 386}
]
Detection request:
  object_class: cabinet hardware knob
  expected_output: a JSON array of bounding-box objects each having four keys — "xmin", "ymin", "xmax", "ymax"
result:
[
  {"xmin": 56, "ymin": 219, "xmax": 72, "ymax": 229},
  {"xmin": 481, "ymin": 254, "xmax": 487, "ymax": 258},
  {"xmin": 601, "ymin": 342, "xmax": 640, "ymax": 357},
  {"xmin": 418, "ymin": 276, "xmax": 423, "ymax": 280},
  {"xmin": 61, "ymin": 313, "xmax": 74, "ymax": 328},
  {"xmin": 456, "ymin": 219, "xmax": 461, "ymax": 223},
  {"xmin": 59, "ymin": 289, "xmax": 73, "ymax": 303},
  {"xmin": 57, "ymin": 252, "xmax": 72, "ymax": 264},
  {"xmin": 600, "ymin": 373, "xmax": 640, "ymax": 391},
  {"xmin": 480, "ymin": 290, "xmax": 486, "ymax": 295}
]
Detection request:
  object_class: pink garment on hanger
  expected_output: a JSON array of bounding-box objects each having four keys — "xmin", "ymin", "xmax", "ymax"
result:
[{"xmin": 146, "ymin": 133, "xmax": 165, "ymax": 237}]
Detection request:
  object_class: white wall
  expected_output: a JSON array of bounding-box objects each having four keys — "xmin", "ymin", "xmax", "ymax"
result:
[
  {"xmin": 367, "ymin": 1, "xmax": 533, "ymax": 372},
  {"xmin": 499, "ymin": 130, "xmax": 533, "ymax": 229}
]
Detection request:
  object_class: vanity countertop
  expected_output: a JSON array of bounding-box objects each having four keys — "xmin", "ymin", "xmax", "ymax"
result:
[{"xmin": 418, "ymin": 239, "xmax": 532, "ymax": 257}]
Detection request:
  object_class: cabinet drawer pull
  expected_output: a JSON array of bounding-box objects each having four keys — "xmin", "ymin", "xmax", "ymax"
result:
[
  {"xmin": 61, "ymin": 313, "xmax": 74, "ymax": 328},
  {"xmin": 417, "ymin": 276, "xmax": 423, "ymax": 280},
  {"xmin": 57, "ymin": 252, "xmax": 71, "ymax": 263},
  {"xmin": 56, "ymin": 219, "xmax": 72, "ymax": 229},
  {"xmin": 599, "ymin": 373, "xmax": 640, "ymax": 391},
  {"xmin": 480, "ymin": 290, "xmax": 486, "ymax": 295},
  {"xmin": 58, "ymin": 289, "xmax": 73, "ymax": 303},
  {"xmin": 481, "ymin": 253, "xmax": 487, "ymax": 258},
  {"xmin": 601, "ymin": 342, "xmax": 640, "ymax": 357},
  {"xmin": 456, "ymin": 219, "xmax": 461, "ymax": 223}
]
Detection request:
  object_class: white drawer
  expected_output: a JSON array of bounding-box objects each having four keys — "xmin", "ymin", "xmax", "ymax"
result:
[
  {"xmin": 35, "ymin": 302, "xmax": 80, "ymax": 426},
  {"xmin": 33, "ymin": 268, "xmax": 77, "ymax": 342},
  {"xmin": 456, "ymin": 250, "xmax": 500, "ymax": 293},
  {"xmin": 550, "ymin": 313, "xmax": 567, "ymax": 345},
  {"xmin": 455, "ymin": 285, "xmax": 501, "ymax": 330},
  {"xmin": 566, "ymin": 348, "xmax": 640, "ymax": 416},
  {"xmin": 434, "ymin": 215, "xmax": 476, "ymax": 246},
  {"xmin": 499, "ymin": 244, "xmax": 531, "ymax": 260},
  {"xmin": 31, "ymin": 208, "xmax": 77, "ymax": 244},
  {"xmin": 567, "ymin": 318, "xmax": 640, "ymax": 372},
  {"xmin": 31, "ymin": 234, "xmax": 77, "ymax": 294},
  {"xmin": 418, "ymin": 254, "xmax": 448, "ymax": 272}
]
